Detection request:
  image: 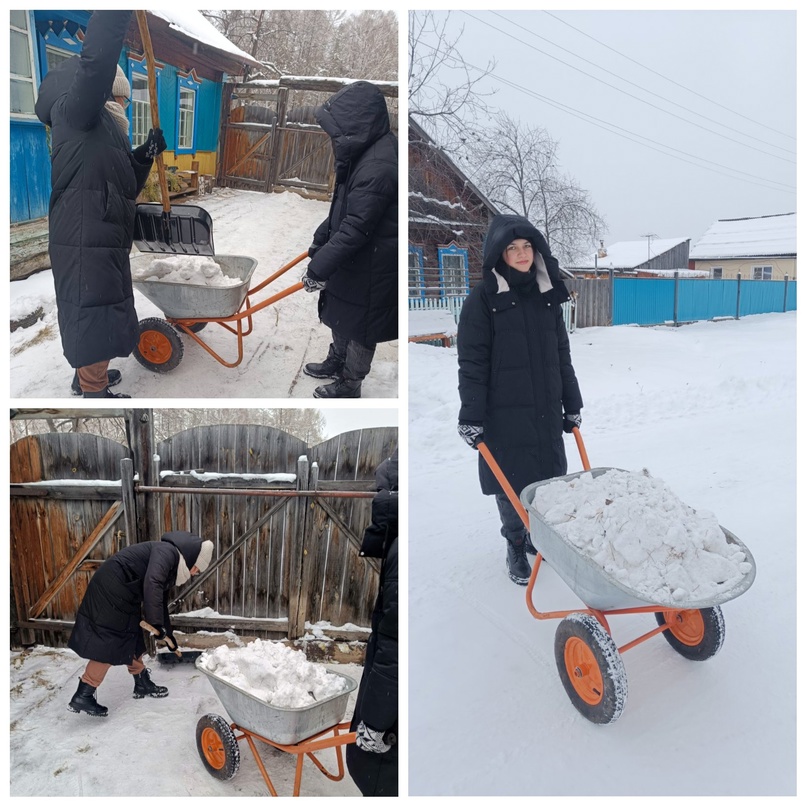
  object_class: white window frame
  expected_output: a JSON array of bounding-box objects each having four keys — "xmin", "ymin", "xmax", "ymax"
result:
[
  {"xmin": 178, "ymin": 86, "xmax": 197, "ymax": 152},
  {"xmin": 10, "ymin": 12, "xmax": 38, "ymax": 119},
  {"xmin": 752, "ymin": 265, "xmax": 773, "ymax": 281},
  {"xmin": 130, "ymin": 73, "xmax": 152, "ymax": 147}
]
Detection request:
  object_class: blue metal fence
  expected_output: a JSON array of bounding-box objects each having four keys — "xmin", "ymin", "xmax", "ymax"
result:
[{"xmin": 612, "ymin": 276, "xmax": 795, "ymax": 326}]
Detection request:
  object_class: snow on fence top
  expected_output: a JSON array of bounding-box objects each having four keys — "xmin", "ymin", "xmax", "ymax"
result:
[{"xmin": 159, "ymin": 470, "xmax": 296, "ymax": 484}]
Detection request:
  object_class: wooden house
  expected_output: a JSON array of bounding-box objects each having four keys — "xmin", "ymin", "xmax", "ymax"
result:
[
  {"xmin": 10, "ymin": 10, "xmax": 259, "ymax": 276},
  {"xmin": 566, "ymin": 237, "xmax": 691, "ymax": 278},
  {"xmin": 408, "ymin": 117, "xmax": 499, "ymax": 298},
  {"xmin": 688, "ymin": 213, "xmax": 797, "ymax": 280}
]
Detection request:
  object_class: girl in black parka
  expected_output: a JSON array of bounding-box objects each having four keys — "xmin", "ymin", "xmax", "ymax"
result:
[
  {"xmin": 346, "ymin": 450, "xmax": 398, "ymax": 796},
  {"xmin": 67, "ymin": 531, "xmax": 214, "ymax": 716},
  {"xmin": 34, "ymin": 10, "xmax": 166, "ymax": 398},
  {"xmin": 301, "ymin": 80, "xmax": 398, "ymax": 399},
  {"xmin": 457, "ymin": 215, "xmax": 583, "ymax": 585}
]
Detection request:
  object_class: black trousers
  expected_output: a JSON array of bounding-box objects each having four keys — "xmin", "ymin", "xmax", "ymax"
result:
[
  {"xmin": 494, "ymin": 493, "xmax": 529, "ymax": 543},
  {"xmin": 331, "ymin": 330, "xmax": 376, "ymax": 382}
]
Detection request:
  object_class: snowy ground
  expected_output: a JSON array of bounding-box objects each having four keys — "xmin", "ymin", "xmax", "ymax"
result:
[
  {"xmin": 10, "ymin": 644, "xmax": 363, "ymax": 797},
  {"xmin": 10, "ymin": 188, "xmax": 398, "ymax": 399},
  {"xmin": 409, "ymin": 313, "xmax": 796, "ymax": 796}
]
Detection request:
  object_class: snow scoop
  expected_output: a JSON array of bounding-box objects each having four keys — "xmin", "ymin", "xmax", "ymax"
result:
[
  {"xmin": 140, "ymin": 619, "xmax": 182, "ymax": 658},
  {"xmin": 133, "ymin": 11, "xmax": 215, "ymax": 256}
]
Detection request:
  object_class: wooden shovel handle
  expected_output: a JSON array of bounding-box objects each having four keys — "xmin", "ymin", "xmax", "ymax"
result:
[
  {"xmin": 140, "ymin": 619, "xmax": 181, "ymax": 657},
  {"xmin": 135, "ymin": 10, "xmax": 170, "ymax": 213}
]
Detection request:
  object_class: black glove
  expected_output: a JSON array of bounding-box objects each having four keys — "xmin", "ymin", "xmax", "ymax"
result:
[
  {"xmin": 458, "ymin": 422, "xmax": 484, "ymax": 449},
  {"xmin": 355, "ymin": 721, "xmax": 392, "ymax": 754},
  {"xmin": 133, "ymin": 128, "xmax": 167, "ymax": 161},
  {"xmin": 155, "ymin": 626, "xmax": 178, "ymax": 651},
  {"xmin": 563, "ymin": 413, "xmax": 582, "ymax": 434},
  {"xmin": 302, "ymin": 273, "xmax": 326, "ymax": 293}
]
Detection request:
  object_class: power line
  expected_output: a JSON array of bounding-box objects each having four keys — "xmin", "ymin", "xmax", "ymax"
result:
[
  {"xmin": 460, "ymin": 11, "xmax": 795, "ymax": 165},
  {"xmin": 421, "ymin": 43, "xmax": 795, "ymax": 195},
  {"xmin": 543, "ymin": 9, "xmax": 796, "ymax": 142}
]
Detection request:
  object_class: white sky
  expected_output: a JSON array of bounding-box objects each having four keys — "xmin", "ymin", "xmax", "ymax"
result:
[
  {"xmin": 416, "ymin": 8, "xmax": 797, "ymax": 248},
  {"xmin": 322, "ymin": 407, "xmax": 399, "ymax": 439}
]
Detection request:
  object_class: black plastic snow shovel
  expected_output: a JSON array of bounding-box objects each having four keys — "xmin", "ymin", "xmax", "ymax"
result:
[{"xmin": 133, "ymin": 11, "xmax": 214, "ymax": 255}]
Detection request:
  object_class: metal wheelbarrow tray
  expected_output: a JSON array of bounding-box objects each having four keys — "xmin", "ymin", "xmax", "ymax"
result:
[
  {"xmin": 195, "ymin": 657, "xmax": 358, "ymax": 796},
  {"xmin": 130, "ymin": 253, "xmax": 257, "ymax": 319},
  {"xmin": 128, "ymin": 251, "xmax": 308, "ymax": 372},
  {"xmin": 479, "ymin": 435, "xmax": 757, "ymax": 725},
  {"xmin": 521, "ymin": 467, "xmax": 757, "ymax": 612}
]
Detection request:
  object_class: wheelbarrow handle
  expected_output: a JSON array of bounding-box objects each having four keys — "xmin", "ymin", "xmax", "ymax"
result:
[
  {"xmin": 477, "ymin": 427, "xmax": 592, "ymax": 532},
  {"xmin": 248, "ymin": 251, "xmax": 310, "ymax": 296}
]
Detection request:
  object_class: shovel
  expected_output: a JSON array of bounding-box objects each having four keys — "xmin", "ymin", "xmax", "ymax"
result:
[
  {"xmin": 140, "ymin": 619, "xmax": 205, "ymax": 664},
  {"xmin": 133, "ymin": 10, "xmax": 214, "ymax": 255}
]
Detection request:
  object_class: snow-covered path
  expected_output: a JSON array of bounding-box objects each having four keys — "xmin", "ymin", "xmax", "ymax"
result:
[
  {"xmin": 408, "ymin": 313, "xmax": 796, "ymax": 796},
  {"xmin": 10, "ymin": 189, "xmax": 398, "ymax": 399}
]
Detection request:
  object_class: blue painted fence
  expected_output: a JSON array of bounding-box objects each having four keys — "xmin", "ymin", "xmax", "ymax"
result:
[{"xmin": 613, "ymin": 276, "xmax": 795, "ymax": 326}]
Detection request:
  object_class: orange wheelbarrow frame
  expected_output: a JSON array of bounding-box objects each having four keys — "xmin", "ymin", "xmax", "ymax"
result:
[
  {"xmin": 200, "ymin": 716, "xmax": 356, "ymax": 797},
  {"xmin": 138, "ymin": 252, "xmax": 308, "ymax": 370}
]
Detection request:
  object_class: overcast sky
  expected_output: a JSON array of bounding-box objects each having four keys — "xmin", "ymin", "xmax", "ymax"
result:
[
  {"xmin": 322, "ymin": 407, "xmax": 399, "ymax": 439},
  {"xmin": 415, "ymin": 9, "xmax": 796, "ymax": 249}
]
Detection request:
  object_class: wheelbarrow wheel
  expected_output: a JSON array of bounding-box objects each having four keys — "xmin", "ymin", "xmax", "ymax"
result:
[
  {"xmin": 186, "ymin": 322, "xmax": 207, "ymax": 333},
  {"xmin": 655, "ymin": 606, "xmax": 725, "ymax": 661},
  {"xmin": 196, "ymin": 713, "xmax": 240, "ymax": 780},
  {"xmin": 135, "ymin": 317, "xmax": 184, "ymax": 372},
  {"xmin": 555, "ymin": 614, "xmax": 627, "ymax": 724}
]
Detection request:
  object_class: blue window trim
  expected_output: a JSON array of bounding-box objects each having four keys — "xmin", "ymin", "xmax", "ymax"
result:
[
  {"xmin": 408, "ymin": 245, "xmax": 425, "ymax": 299},
  {"xmin": 176, "ymin": 70, "xmax": 201, "ymax": 155},
  {"xmin": 128, "ymin": 55, "xmax": 162, "ymax": 143},
  {"xmin": 437, "ymin": 242, "xmax": 470, "ymax": 296}
]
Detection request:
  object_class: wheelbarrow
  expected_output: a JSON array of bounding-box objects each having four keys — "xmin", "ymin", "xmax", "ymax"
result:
[
  {"xmin": 195, "ymin": 658, "xmax": 357, "ymax": 797},
  {"xmin": 478, "ymin": 429, "xmax": 756, "ymax": 724},
  {"xmin": 130, "ymin": 252, "xmax": 307, "ymax": 371}
]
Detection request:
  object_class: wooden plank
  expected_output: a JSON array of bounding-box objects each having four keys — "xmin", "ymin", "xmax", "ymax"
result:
[
  {"xmin": 10, "ymin": 485, "xmax": 122, "ymax": 500},
  {"xmin": 28, "ymin": 503, "xmax": 123, "ymax": 618}
]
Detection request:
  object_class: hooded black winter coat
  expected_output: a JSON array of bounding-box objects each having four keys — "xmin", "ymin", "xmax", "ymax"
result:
[
  {"xmin": 34, "ymin": 10, "xmax": 151, "ymax": 368},
  {"xmin": 307, "ymin": 81, "xmax": 398, "ymax": 347},
  {"xmin": 346, "ymin": 450, "xmax": 398, "ymax": 797},
  {"xmin": 68, "ymin": 532, "xmax": 205, "ymax": 666},
  {"xmin": 457, "ymin": 215, "xmax": 583, "ymax": 498}
]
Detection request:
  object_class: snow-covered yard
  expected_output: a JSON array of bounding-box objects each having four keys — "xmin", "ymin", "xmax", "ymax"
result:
[
  {"xmin": 409, "ymin": 312, "xmax": 796, "ymax": 795},
  {"xmin": 10, "ymin": 642, "xmax": 363, "ymax": 797},
  {"xmin": 10, "ymin": 188, "xmax": 398, "ymax": 398}
]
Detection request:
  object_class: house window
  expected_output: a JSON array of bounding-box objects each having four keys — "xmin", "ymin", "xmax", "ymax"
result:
[
  {"xmin": 45, "ymin": 46, "xmax": 73, "ymax": 72},
  {"xmin": 711, "ymin": 267, "xmax": 723, "ymax": 279},
  {"xmin": 409, "ymin": 246, "xmax": 424, "ymax": 298},
  {"xmin": 753, "ymin": 266, "xmax": 772, "ymax": 281},
  {"xmin": 131, "ymin": 74, "xmax": 152, "ymax": 147},
  {"xmin": 10, "ymin": 11, "xmax": 36, "ymax": 115},
  {"xmin": 438, "ymin": 243, "xmax": 469, "ymax": 296},
  {"xmin": 176, "ymin": 71, "xmax": 201, "ymax": 154}
]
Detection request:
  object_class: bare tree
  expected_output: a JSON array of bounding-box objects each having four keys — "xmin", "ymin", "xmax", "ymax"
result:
[
  {"xmin": 471, "ymin": 114, "xmax": 607, "ymax": 264},
  {"xmin": 330, "ymin": 11, "xmax": 397, "ymax": 81},
  {"xmin": 408, "ymin": 10, "xmax": 495, "ymax": 152}
]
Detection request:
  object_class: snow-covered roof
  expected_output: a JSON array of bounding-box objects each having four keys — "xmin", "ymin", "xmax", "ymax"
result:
[
  {"xmin": 150, "ymin": 11, "xmax": 258, "ymax": 66},
  {"xmin": 689, "ymin": 213, "xmax": 796, "ymax": 259},
  {"xmin": 573, "ymin": 237, "xmax": 689, "ymax": 270}
]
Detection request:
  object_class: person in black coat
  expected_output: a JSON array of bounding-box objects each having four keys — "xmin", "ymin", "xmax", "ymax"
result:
[
  {"xmin": 347, "ymin": 450, "xmax": 398, "ymax": 796},
  {"xmin": 301, "ymin": 80, "xmax": 398, "ymax": 399},
  {"xmin": 67, "ymin": 532, "xmax": 214, "ymax": 716},
  {"xmin": 34, "ymin": 10, "xmax": 166, "ymax": 398},
  {"xmin": 457, "ymin": 214, "xmax": 584, "ymax": 585}
]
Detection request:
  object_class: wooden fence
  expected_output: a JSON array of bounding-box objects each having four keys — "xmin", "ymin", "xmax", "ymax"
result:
[{"xmin": 10, "ymin": 423, "xmax": 397, "ymax": 649}]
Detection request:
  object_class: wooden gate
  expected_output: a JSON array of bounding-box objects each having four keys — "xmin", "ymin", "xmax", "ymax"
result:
[{"xmin": 10, "ymin": 424, "xmax": 397, "ymax": 648}]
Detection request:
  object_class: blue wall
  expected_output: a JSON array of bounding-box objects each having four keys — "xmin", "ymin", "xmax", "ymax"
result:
[
  {"xmin": 10, "ymin": 120, "xmax": 51, "ymax": 222},
  {"xmin": 613, "ymin": 277, "xmax": 796, "ymax": 326}
]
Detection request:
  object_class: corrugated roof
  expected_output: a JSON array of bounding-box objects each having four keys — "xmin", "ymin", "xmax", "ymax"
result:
[
  {"xmin": 689, "ymin": 213, "xmax": 796, "ymax": 259},
  {"xmin": 573, "ymin": 237, "xmax": 689, "ymax": 269}
]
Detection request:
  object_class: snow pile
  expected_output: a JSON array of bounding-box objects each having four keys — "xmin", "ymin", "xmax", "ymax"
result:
[
  {"xmin": 199, "ymin": 639, "xmax": 348, "ymax": 708},
  {"xmin": 533, "ymin": 469, "xmax": 753, "ymax": 604},
  {"xmin": 133, "ymin": 255, "xmax": 241, "ymax": 287}
]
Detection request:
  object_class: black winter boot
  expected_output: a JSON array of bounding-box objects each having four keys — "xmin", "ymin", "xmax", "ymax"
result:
[
  {"xmin": 71, "ymin": 369, "xmax": 122, "ymax": 396},
  {"xmin": 132, "ymin": 669, "xmax": 169, "ymax": 699},
  {"xmin": 84, "ymin": 387, "xmax": 131, "ymax": 398},
  {"xmin": 313, "ymin": 378, "xmax": 361, "ymax": 399},
  {"xmin": 303, "ymin": 347, "xmax": 345, "ymax": 379},
  {"xmin": 68, "ymin": 680, "xmax": 109, "ymax": 716},
  {"xmin": 506, "ymin": 536, "xmax": 531, "ymax": 585},
  {"xmin": 524, "ymin": 532, "xmax": 539, "ymax": 556}
]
